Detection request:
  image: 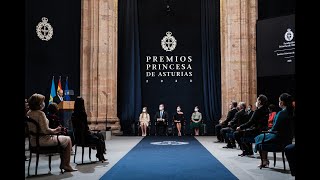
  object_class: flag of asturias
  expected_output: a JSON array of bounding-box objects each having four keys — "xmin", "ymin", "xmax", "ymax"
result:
[{"xmin": 49, "ymin": 76, "xmax": 56, "ymax": 104}]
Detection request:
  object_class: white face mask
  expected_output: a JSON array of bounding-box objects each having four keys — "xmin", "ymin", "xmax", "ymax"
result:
[
  {"xmin": 159, "ymin": 106, "xmax": 164, "ymax": 111},
  {"xmin": 40, "ymin": 101, "xmax": 45, "ymax": 110},
  {"xmin": 177, "ymin": 108, "xmax": 181, "ymax": 112},
  {"xmin": 255, "ymin": 101, "xmax": 259, "ymax": 108},
  {"xmin": 142, "ymin": 109, "xmax": 146, "ymax": 113},
  {"xmin": 279, "ymin": 102, "xmax": 282, "ymax": 108},
  {"xmin": 194, "ymin": 108, "xmax": 198, "ymax": 112}
]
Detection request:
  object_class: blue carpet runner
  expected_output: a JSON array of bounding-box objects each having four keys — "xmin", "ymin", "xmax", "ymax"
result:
[{"xmin": 100, "ymin": 136, "xmax": 238, "ymax": 180}]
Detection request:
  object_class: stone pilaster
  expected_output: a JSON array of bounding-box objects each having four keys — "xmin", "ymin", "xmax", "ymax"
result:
[
  {"xmin": 80, "ymin": 0, "xmax": 121, "ymax": 134},
  {"xmin": 220, "ymin": 0, "xmax": 257, "ymax": 120}
]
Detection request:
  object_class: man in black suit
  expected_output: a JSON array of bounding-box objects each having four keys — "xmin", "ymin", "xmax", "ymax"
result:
[
  {"xmin": 235, "ymin": 94, "xmax": 269, "ymax": 156},
  {"xmin": 154, "ymin": 104, "xmax": 168, "ymax": 136},
  {"xmin": 214, "ymin": 101, "xmax": 238, "ymax": 143},
  {"xmin": 53, "ymin": 89, "xmax": 64, "ymax": 104},
  {"xmin": 246, "ymin": 104, "xmax": 254, "ymax": 118},
  {"xmin": 221, "ymin": 102, "xmax": 248, "ymax": 148}
]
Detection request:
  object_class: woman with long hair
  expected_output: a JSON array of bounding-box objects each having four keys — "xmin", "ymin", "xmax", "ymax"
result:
[
  {"xmin": 139, "ymin": 107, "xmax": 150, "ymax": 136},
  {"xmin": 71, "ymin": 96, "xmax": 106, "ymax": 162},
  {"xmin": 173, "ymin": 105, "xmax": 185, "ymax": 136},
  {"xmin": 254, "ymin": 93, "xmax": 295, "ymax": 168}
]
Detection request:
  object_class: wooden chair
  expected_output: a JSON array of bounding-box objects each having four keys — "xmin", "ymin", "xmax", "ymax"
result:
[
  {"xmin": 137, "ymin": 121, "xmax": 151, "ymax": 136},
  {"xmin": 26, "ymin": 117, "xmax": 63, "ymax": 176},
  {"xmin": 154, "ymin": 120, "xmax": 168, "ymax": 136},
  {"xmin": 172, "ymin": 121, "xmax": 186, "ymax": 136}
]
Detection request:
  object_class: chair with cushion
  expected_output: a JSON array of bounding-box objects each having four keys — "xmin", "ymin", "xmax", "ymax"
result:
[
  {"xmin": 257, "ymin": 131, "xmax": 289, "ymax": 170},
  {"xmin": 190, "ymin": 119, "xmax": 206, "ymax": 136},
  {"xmin": 72, "ymin": 125, "xmax": 98, "ymax": 164},
  {"xmin": 154, "ymin": 120, "xmax": 168, "ymax": 136},
  {"xmin": 171, "ymin": 121, "xmax": 186, "ymax": 136},
  {"xmin": 26, "ymin": 117, "xmax": 63, "ymax": 176},
  {"xmin": 137, "ymin": 120, "xmax": 151, "ymax": 136}
]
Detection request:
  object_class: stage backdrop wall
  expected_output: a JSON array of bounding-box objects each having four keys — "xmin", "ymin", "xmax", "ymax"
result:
[
  {"xmin": 25, "ymin": 0, "xmax": 80, "ymax": 102},
  {"xmin": 138, "ymin": 0, "xmax": 203, "ymax": 134},
  {"xmin": 118, "ymin": 0, "xmax": 221, "ymax": 135}
]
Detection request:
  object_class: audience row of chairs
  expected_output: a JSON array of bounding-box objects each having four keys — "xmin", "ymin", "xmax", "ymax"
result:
[
  {"xmin": 215, "ymin": 93, "xmax": 295, "ymax": 176},
  {"xmin": 25, "ymin": 116, "xmax": 101, "ymax": 176}
]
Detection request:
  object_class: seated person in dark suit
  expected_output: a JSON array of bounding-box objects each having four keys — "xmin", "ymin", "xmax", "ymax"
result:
[
  {"xmin": 71, "ymin": 96, "xmax": 106, "ymax": 162},
  {"xmin": 215, "ymin": 101, "xmax": 238, "ymax": 143},
  {"xmin": 154, "ymin": 104, "xmax": 168, "ymax": 136},
  {"xmin": 221, "ymin": 102, "xmax": 248, "ymax": 148},
  {"xmin": 53, "ymin": 89, "xmax": 64, "ymax": 104},
  {"xmin": 246, "ymin": 104, "xmax": 254, "ymax": 118},
  {"xmin": 47, "ymin": 102, "xmax": 75, "ymax": 146},
  {"xmin": 235, "ymin": 94, "xmax": 269, "ymax": 156},
  {"xmin": 254, "ymin": 93, "xmax": 295, "ymax": 168}
]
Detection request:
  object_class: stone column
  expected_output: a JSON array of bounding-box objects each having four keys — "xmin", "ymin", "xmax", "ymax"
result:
[
  {"xmin": 80, "ymin": 0, "xmax": 121, "ymax": 134},
  {"xmin": 220, "ymin": 0, "xmax": 257, "ymax": 120}
]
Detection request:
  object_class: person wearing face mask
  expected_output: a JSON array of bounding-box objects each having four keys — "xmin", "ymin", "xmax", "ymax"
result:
[
  {"xmin": 173, "ymin": 106, "xmax": 185, "ymax": 136},
  {"xmin": 235, "ymin": 94, "xmax": 269, "ymax": 156},
  {"xmin": 214, "ymin": 101, "xmax": 238, "ymax": 143},
  {"xmin": 139, "ymin": 107, "xmax": 150, "ymax": 136},
  {"xmin": 27, "ymin": 93, "xmax": 77, "ymax": 172},
  {"xmin": 154, "ymin": 104, "xmax": 169, "ymax": 136},
  {"xmin": 190, "ymin": 106, "xmax": 202, "ymax": 136},
  {"xmin": 246, "ymin": 104, "xmax": 254, "ymax": 118},
  {"xmin": 253, "ymin": 93, "xmax": 294, "ymax": 168}
]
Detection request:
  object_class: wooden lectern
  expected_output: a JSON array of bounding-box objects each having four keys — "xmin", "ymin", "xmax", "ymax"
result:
[
  {"xmin": 57, "ymin": 101, "xmax": 75, "ymax": 110},
  {"xmin": 57, "ymin": 101, "xmax": 75, "ymax": 128}
]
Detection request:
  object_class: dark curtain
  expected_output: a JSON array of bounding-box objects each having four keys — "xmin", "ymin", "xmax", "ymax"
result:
[
  {"xmin": 201, "ymin": 0, "xmax": 221, "ymax": 128},
  {"xmin": 25, "ymin": 0, "xmax": 80, "ymax": 100},
  {"xmin": 118, "ymin": 0, "xmax": 142, "ymax": 134}
]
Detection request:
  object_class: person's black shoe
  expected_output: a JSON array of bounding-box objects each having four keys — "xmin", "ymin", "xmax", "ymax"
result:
[{"xmin": 246, "ymin": 151, "xmax": 254, "ymax": 156}]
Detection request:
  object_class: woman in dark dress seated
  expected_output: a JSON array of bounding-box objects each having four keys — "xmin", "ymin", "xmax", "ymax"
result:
[
  {"xmin": 46, "ymin": 102, "xmax": 75, "ymax": 145},
  {"xmin": 254, "ymin": 93, "xmax": 294, "ymax": 168},
  {"xmin": 173, "ymin": 106, "xmax": 185, "ymax": 136},
  {"xmin": 71, "ymin": 97, "xmax": 106, "ymax": 162}
]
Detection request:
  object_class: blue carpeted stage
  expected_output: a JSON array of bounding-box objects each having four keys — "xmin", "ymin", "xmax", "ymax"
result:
[{"xmin": 100, "ymin": 136, "xmax": 238, "ymax": 180}]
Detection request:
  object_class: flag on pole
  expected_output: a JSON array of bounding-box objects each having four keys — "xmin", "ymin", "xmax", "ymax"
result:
[
  {"xmin": 49, "ymin": 76, "xmax": 56, "ymax": 104},
  {"xmin": 64, "ymin": 77, "xmax": 71, "ymax": 101},
  {"xmin": 57, "ymin": 76, "xmax": 63, "ymax": 92}
]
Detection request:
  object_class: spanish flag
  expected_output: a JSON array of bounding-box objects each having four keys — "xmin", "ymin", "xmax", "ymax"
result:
[
  {"xmin": 49, "ymin": 76, "xmax": 56, "ymax": 104},
  {"xmin": 57, "ymin": 76, "xmax": 63, "ymax": 92}
]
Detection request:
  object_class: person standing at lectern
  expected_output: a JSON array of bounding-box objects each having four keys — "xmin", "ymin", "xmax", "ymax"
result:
[
  {"xmin": 154, "ymin": 104, "xmax": 168, "ymax": 136},
  {"xmin": 53, "ymin": 89, "xmax": 64, "ymax": 104}
]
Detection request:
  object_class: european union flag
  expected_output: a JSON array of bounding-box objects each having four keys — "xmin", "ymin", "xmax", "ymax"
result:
[{"xmin": 64, "ymin": 77, "xmax": 71, "ymax": 101}]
